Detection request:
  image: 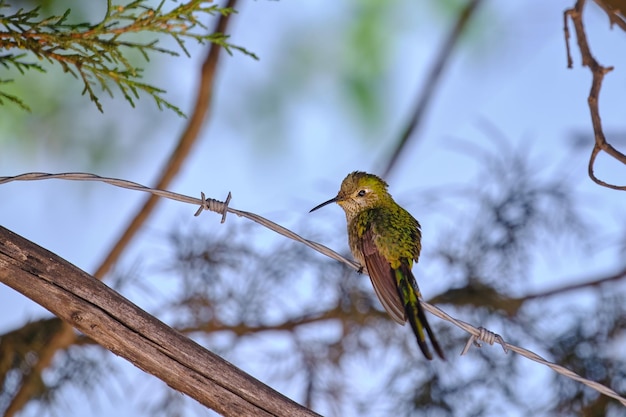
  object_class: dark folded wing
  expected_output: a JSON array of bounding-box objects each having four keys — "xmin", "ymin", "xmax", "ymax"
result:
[{"xmin": 361, "ymin": 227, "xmax": 406, "ymax": 324}]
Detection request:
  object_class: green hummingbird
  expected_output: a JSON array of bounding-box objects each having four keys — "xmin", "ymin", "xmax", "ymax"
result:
[{"xmin": 310, "ymin": 171, "xmax": 444, "ymax": 360}]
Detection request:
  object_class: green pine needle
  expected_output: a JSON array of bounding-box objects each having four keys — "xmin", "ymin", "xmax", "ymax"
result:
[{"xmin": 0, "ymin": 0, "xmax": 257, "ymax": 114}]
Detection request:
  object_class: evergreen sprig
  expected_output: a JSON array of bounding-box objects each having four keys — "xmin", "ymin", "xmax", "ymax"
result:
[{"xmin": 0, "ymin": 0, "xmax": 256, "ymax": 114}]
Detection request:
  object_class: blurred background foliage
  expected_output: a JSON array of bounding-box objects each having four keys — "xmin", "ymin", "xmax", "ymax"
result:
[
  {"xmin": 1, "ymin": 43, "xmax": 167, "ymax": 173},
  {"xmin": 1, "ymin": 0, "xmax": 626, "ymax": 416}
]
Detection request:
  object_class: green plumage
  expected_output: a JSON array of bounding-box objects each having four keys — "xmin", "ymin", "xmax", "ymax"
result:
[
  {"xmin": 350, "ymin": 204, "xmax": 421, "ymax": 269},
  {"xmin": 310, "ymin": 171, "xmax": 444, "ymax": 360}
]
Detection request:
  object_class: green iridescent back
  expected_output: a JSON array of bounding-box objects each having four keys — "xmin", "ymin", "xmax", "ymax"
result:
[{"xmin": 349, "ymin": 198, "xmax": 421, "ymax": 270}]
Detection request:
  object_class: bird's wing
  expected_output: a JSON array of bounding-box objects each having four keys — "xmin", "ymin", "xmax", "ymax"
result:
[{"xmin": 361, "ymin": 227, "xmax": 406, "ymax": 324}]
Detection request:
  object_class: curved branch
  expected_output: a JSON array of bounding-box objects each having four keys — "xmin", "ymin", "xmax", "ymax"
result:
[{"xmin": 565, "ymin": 0, "xmax": 626, "ymax": 190}]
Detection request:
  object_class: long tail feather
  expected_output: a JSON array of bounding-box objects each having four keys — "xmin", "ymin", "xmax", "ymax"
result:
[
  {"xmin": 395, "ymin": 266, "xmax": 445, "ymax": 360},
  {"xmin": 415, "ymin": 296, "xmax": 445, "ymax": 360}
]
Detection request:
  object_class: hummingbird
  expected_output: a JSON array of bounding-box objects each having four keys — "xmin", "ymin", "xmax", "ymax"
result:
[{"xmin": 310, "ymin": 171, "xmax": 444, "ymax": 360}]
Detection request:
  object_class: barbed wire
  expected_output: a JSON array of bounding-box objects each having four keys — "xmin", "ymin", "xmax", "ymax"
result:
[{"xmin": 1, "ymin": 171, "xmax": 625, "ymax": 408}]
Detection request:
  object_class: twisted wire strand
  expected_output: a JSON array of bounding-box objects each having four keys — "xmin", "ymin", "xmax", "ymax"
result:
[
  {"xmin": 0, "ymin": 172, "xmax": 361, "ymax": 270},
  {"xmin": 421, "ymin": 303, "xmax": 626, "ymax": 406},
  {"xmin": 1, "ymin": 171, "xmax": 625, "ymax": 407}
]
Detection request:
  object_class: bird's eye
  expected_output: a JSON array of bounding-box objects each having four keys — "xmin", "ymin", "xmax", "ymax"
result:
[{"xmin": 357, "ymin": 189, "xmax": 366, "ymax": 197}]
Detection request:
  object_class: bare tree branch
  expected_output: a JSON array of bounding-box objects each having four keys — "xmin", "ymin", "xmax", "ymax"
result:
[
  {"xmin": 565, "ymin": 0, "xmax": 626, "ymax": 190},
  {"xmin": 522, "ymin": 265, "xmax": 626, "ymax": 301},
  {"xmin": 593, "ymin": 0, "xmax": 626, "ymax": 31},
  {"xmin": 431, "ymin": 266, "xmax": 626, "ymax": 316},
  {"xmin": 382, "ymin": 0, "xmax": 483, "ymax": 177},
  {"xmin": 0, "ymin": 226, "xmax": 320, "ymax": 417}
]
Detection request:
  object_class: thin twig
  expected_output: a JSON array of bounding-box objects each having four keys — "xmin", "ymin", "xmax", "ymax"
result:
[
  {"xmin": 593, "ymin": 0, "xmax": 626, "ymax": 31},
  {"xmin": 522, "ymin": 266, "xmax": 626, "ymax": 301},
  {"xmin": 565, "ymin": 0, "xmax": 626, "ymax": 190},
  {"xmin": 382, "ymin": 0, "xmax": 483, "ymax": 177},
  {"xmin": 1, "ymin": 171, "xmax": 625, "ymax": 408}
]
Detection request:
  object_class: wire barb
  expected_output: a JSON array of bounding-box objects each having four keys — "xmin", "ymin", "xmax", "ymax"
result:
[
  {"xmin": 194, "ymin": 191, "xmax": 231, "ymax": 222},
  {"xmin": 195, "ymin": 192, "xmax": 208, "ymax": 217},
  {"xmin": 221, "ymin": 192, "xmax": 232, "ymax": 223},
  {"xmin": 461, "ymin": 326, "xmax": 508, "ymax": 356},
  {"xmin": 194, "ymin": 191, "xmax": 232, "ymax": 223}
]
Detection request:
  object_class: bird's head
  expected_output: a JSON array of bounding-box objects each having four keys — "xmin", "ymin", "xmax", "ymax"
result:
[{"xmin": 310, "ymin": 171, "xmax": 390, "ymax": 220}]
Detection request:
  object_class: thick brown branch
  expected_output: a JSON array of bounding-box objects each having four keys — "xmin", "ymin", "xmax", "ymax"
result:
[{"xmin": 0, "ymin": 226, "xmax": 319, "ymax": 417}]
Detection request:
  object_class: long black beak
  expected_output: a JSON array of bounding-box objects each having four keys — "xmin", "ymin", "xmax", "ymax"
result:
[{"xmin": 309, "ymin": 197, "xmax": 338, "ymax": 213}]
